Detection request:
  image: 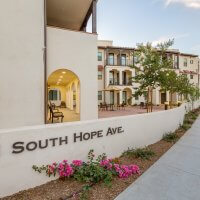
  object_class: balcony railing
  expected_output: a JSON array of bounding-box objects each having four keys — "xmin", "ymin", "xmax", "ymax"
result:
[
  {"xmin": 106, "ymin": 58, "xmax": 134, "ymax": 66},
  {"xmin": 109, "ymin": 78, "xmax": 132, "ymax": 86},
  {"xmin": 109, "ymin": 78, "xmax": 120, "ymax": 85}
]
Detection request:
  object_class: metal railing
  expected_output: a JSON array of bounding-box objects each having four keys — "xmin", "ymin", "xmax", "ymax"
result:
[
  {"xmin": 106, "ymin": 58, "xmax": 134, "ymax": 66},
  {"xmin": 109, "ymin": 78, "xmax": 132, "ymax": 86}
]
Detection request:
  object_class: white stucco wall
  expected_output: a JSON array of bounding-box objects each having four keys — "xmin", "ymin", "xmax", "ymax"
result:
[
  {"xmin": 1, "ymin": 101, "xmax": 199, "ymax": 197},
  {"xmin": 47, "ymin": 27, "xmax": 98, "ymax": 121},
  {"xmin": 0, "ymin": 0, "xmax": 45, "ymax": 129}
]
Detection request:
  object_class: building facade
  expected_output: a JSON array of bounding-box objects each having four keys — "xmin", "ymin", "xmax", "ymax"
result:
[
  {"xmin": 97, "ymin": 40, "xmax": 200, "ymax": 106},
  {"xmin": 97, "ymin": 40, "xmax": 145, "ymax": 106},
  {"xmin": 0, "ymin": 0, "xmax": 99, "ymax": 129}
]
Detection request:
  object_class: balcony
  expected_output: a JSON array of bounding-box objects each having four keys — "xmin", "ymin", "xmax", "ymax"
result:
[
  {"xmin": 106, "ymin": 58, "xmax": 134, "ymax": 66},
  {"xmin": 109, "ymin": 78, "xmax": 132, "ymax": 86}
]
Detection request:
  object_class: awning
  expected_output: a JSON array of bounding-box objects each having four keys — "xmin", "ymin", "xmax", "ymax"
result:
[
  {"xmin": 98, "ymin": 65, "xmax": 104, "ymax": 71},
  {"xmin": 47, "ymin": 0, "xmax": 93, "ymax": 30},
  {"xmin": 180, "ymin": 70, "xmax": 197, "ymax": 75}
]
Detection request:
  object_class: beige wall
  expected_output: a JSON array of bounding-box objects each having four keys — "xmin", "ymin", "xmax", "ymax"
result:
[
  {"xmin": 0, "ymin": 0, "xmax": 45, "ymax": 129},
  {"xmin": 2, "ymin": 101, "xmax": 199, "ymax": 197},
  {"xmin": 47, "ymin": 27, "xmax": 98, "ymax": 120}
]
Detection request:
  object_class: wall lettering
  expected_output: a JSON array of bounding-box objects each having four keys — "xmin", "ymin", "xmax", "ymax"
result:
[{"xmin": 12, "ymin": 126, "xmax": 124, "ymax": 154}]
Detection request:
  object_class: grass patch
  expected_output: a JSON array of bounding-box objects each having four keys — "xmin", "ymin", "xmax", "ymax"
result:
[
  {"xmin": 122, "ymin": 147, "xmax": 155, "ymax": 160},
  {"xmin": 162, "ymin": 132, "xmax": 179, "ymax": 143}
]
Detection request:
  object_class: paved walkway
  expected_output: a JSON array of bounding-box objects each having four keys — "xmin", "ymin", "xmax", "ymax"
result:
[{"xmin": 115, "ymin": 117, "xmax": 200, "ymax": 200}]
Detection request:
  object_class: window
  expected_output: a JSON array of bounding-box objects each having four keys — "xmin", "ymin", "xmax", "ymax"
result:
[
  {"xmin": 98, "ymin": 91, "xmax": 102, "ymax": 100},
  {"xmin": 122, "ymin": 91, "xmax": 127, "ymax": 104},
  {"xmin": 134, "ymin": 55, "xmax": 138, "ymax": 63},
  {"xmin": 48, "ymin": 89, "xmax": 61, "ymax": 101},
  {"xmin": 190, "ymin": 60, "xmax": 193, "ymax": 64},
  {"xmin": 98, "ymin": 71, "xmax": 103, "ymax": 80},
  {"xmin": 184, "ymin": 58, "xmax": 187, "ymax": 67},
  {"xmin": 121, "ymin": 54, "xmax": 126, "ymax": 66},
  {"xmin": 109, "ymin": 71, "xmax": 114, "ymax": 84},
  {"xmin": 98, "ymin": 52, "xmax": 102, "ymax": 61},
  {"xmin": 108, "ymin": 53, "xmax": 114, "ymax": 65},
  {"xmin": 190, "ymin": 75, "xmax": 194, "ymax": 79}
]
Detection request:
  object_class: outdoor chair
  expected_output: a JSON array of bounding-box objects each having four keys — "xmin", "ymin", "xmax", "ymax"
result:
[
  {"xmin": 99, "ymin": 103, "xmax": 108, "ymax": 111},
  {"xmin": 121, "ymin": 102, "xmax": 126, "ymax": 110},
  {"xmin": 117, "ymin": 104, "xmax": 121, "ymax": 110},
  {"xmin": 140, "ymin": 102, "xmax": 145, "ymax": 109},
  {"xmin": 49, "ymin": 105, "xmax": 64, "ymax": 123}
]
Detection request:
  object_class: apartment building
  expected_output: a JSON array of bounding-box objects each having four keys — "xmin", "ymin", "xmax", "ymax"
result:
[
  {"xmin": 98, "ymin": 40, "xmax": 145, "ymax": 106},
  {"xmin": 98, "ymin": 40, "xmax": 200, "ymax": 106},
  {"xmin": 0, "ymin": 0, "xmax": 99, "ymax": 129}
]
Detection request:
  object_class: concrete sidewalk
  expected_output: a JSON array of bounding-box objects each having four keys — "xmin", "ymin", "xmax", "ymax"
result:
[{"xmin": 115, "ymin": 117, "xmax": 200, "ymax": 200}]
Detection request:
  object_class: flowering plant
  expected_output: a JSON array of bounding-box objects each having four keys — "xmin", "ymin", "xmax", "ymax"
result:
[{"xmin": 33, "ymin": 150, "xmax": 140, "ymax": 186}]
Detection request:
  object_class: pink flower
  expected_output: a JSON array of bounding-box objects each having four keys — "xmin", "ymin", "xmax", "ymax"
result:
[{"xmin": 72, "ymin": 160, "xmax": 83, "ymax": 167}]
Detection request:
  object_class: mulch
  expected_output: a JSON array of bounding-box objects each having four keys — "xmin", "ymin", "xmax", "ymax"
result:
[{"xmin": 1, "ymin": 114, "xmax": 197, "ymax": 200}]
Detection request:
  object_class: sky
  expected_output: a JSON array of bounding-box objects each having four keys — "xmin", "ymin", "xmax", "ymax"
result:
[{"xmin": 88, "ymin": 0, "xmax": 200, "ymax": 55}]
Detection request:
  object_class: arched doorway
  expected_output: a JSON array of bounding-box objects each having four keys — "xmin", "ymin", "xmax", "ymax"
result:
[
  {"xmin": 47, "ymin": 69, "xmax": 80, "ymax": 123},
  {"xmin": 123, "ymin": 88, "xmax": 133, "ymax": 105}
]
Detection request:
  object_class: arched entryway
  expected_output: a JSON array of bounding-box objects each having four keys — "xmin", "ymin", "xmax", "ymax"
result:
[
  {"xmin": 123, "ymin": 88, "xmax": 133, "ymax": 105},
  {"xmin": 47, "ymin": 69, "xmax": 80, "ymax": 123}
]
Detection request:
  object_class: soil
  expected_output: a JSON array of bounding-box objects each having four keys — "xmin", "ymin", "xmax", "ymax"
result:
[{"xmin": 1, "ymin": 110, "xmax": 199, "ymax": 200}]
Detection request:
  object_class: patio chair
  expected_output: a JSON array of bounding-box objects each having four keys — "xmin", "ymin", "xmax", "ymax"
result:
[
  {"xmin": 117, "ymin": 104, "xmax": 121, "ymax": 110},
  {"xmin": 99, "ymin": 103, "xmax": 107, "ymax": 111},
  {"xmin": 140, "ymin": 102, "xmax": 145, "ymax": 109},
  {"xmin": 49, "ymin": 105, "xmax": 64, "ymax": 123},
  {"xmin": 121, "ymin": 102, "xmax": 126, "ymax": 110}
]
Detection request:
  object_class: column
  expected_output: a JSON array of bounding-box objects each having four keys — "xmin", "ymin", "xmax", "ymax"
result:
[
  {"xmin": 66, "ymin": 89, "xmax": 69, "ymax": 108},
  {"xmin": 120, "ymin": 90, "xmax": 123, "ymax": 104},
  {"xmin": 105, "ymin": 68, "xmax": 110, "ymax": 87},
  {"xmin": 166, "ymin": 91, "xmax": 170, "ymax": 102},
  {"xmin": 76, "ymin": 83, "xmax": 80, "ymax": 114},
  {"xmin": 152, "ymin": 88, "xmax": 159, "ymax": 105},
  {"xmin": 131, "ymin": 89, "xmax": 135, "ymax": 105},
  {"xmin": 92, "ymin": 0, "xmax": 97, "ymax": 34},
  {"xmin": 119, "ymin": 70, "xmax": 123, "ymax": 85}
]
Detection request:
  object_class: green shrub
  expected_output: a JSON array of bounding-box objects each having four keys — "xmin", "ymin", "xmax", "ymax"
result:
[
  {"xmin": 123, "ymin": 147, "xmax": 155, "ymax": 160},
  {"xmin": 184, "ymin": 118, "xmax": 194, "ymax": 125},
  {"xmin": 73, "ymin": 161, "xmax": 113, "ymax": 186},
  {"xmin": 181, "ymin": 123, "xmax": 191, "ymax": 131},
  {"xmin": 73, "ymin": 150, "xmax": 113, "ymax": 186},
  {"xmin": 162, "ymin": 132, "xmax": 179, "ymax": 143}
]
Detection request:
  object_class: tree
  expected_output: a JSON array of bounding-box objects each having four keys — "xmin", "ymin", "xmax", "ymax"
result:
[
  {"xmin": 188, "ymin": 86, "xmax": 200, "ymax": 110},
  {"xmin": 132, "ymin": 40, "xmax": 174, "ymax": 112},
  {"xmin": 176, "ymin": 74, "xmax": 193, "ymax": 101},
  {"xmin": 159, "ymin": 70, "xmax": 179, "ymax": 108}
]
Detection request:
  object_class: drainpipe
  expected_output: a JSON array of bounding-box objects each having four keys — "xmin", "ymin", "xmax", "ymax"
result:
[{"xmin": 44, "ymin": 0, "xmax": 47, "ymax": 124}]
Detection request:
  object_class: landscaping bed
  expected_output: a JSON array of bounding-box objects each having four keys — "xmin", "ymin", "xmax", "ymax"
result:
[{"xmin": 2, "ymin": 108, "xmax": 200, "ymax": 200}]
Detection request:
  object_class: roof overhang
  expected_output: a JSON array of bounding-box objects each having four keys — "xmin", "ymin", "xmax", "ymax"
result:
[{"xmin": 47, "ymin": 0, "xmax": 93, "ymax": 31}]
